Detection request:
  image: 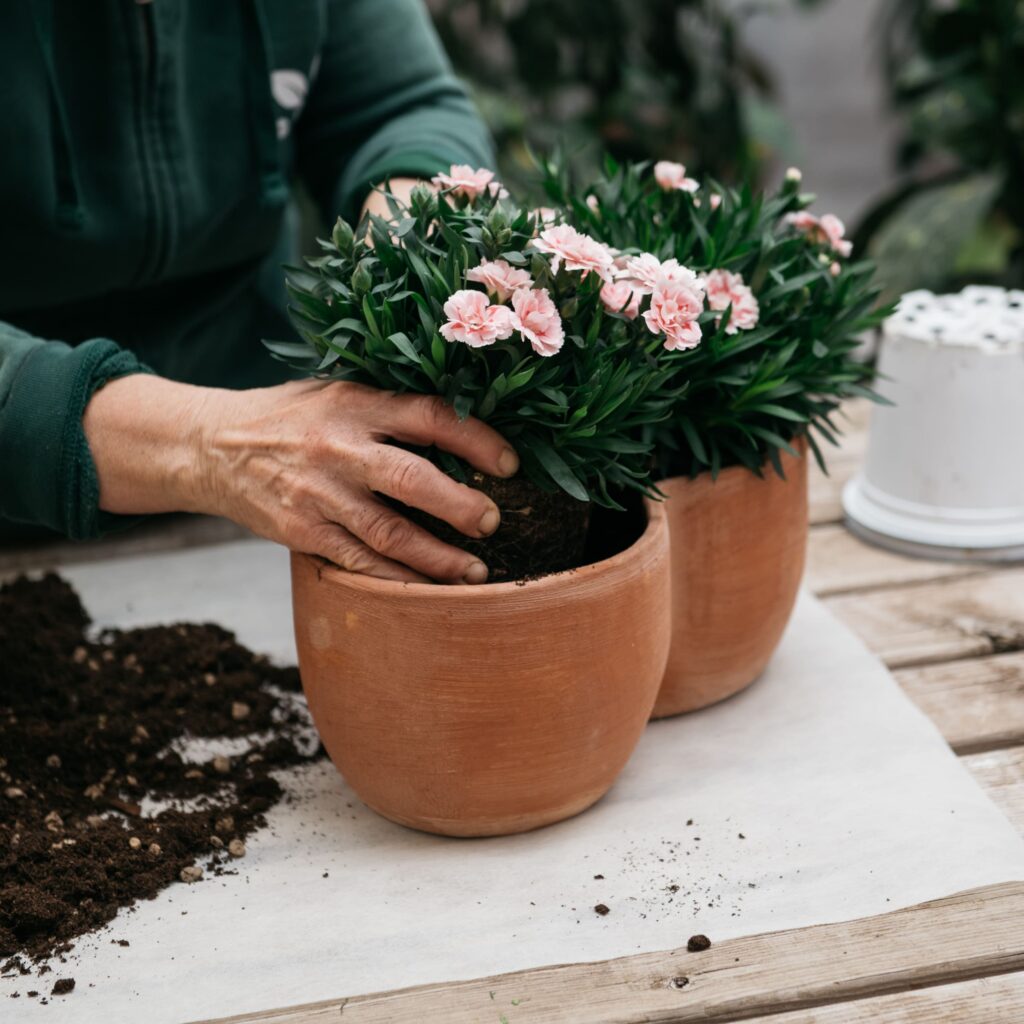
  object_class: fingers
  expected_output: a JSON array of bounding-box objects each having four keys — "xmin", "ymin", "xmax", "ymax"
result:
[
  {"xmin": 379, "ymin": 394, "xmax": 520, "ymax": 479},
  {"xmin": 367, "ymin": 450, "xmax": 500, "ymax": 539},
  {"xmin": 304, "ymin": 522, "xmax": 430, "ymax": 584},
  {"xmin": 348, "ymin": 498, "xmax": 489, "ymax": 584}
]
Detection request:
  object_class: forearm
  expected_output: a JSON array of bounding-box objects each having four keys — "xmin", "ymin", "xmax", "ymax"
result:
[
  {"xmin": 297, "ymin": 0, "xmax": 494, "ymax": 223},
  {"xmin": 82, "ymin": 375, "xmax": 220, "ymax": 516},
  {"xmin": 0, "ymin": 326, "xmax": 150, "ymax": 537},
  {"xmin": 85, "ymin": 375, "xmax": 516, "ymax": 584}
]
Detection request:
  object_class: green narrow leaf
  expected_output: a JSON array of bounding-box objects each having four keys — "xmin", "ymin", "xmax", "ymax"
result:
[
  {"xmin": 387, "ymin": 332, "xmax": 420, "ymax": 362},
  {"xmin": 532, "ymin": 443, "xmax": 589, "ymax": 502}
]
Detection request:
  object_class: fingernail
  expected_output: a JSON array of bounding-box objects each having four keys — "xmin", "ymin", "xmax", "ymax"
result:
[
  {"xmin": 497, "ymin": 447, "xmax": 519, "ymax": 477},
  {"xmin": 463, "ymin": 561, "xmax": 488, "ymax": 585},
  {"xmin": 478, "ymin": 506, "xmax": 500, "ymax": 536}
]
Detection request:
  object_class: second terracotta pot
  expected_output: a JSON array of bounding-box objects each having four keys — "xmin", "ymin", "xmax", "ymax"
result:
[
  {"xmin": 652, "ymin": 440, "xmax": 808, "ymax": 718},
  {"xmin": 291, "ymin": 501, "xmax": 671, "ymax": 838}
]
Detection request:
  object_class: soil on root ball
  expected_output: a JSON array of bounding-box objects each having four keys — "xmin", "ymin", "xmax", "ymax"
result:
[
  {"xmin": 0, "ymin": 572, "xmax": 323, "ymax": 972},
  {"xmin": 402, "ymin": 473, "xmax": 593, "ymax": 582}
]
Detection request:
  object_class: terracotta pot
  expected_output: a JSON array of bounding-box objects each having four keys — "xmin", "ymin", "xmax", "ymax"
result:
[
  {"xmin": 652, "ymin": 440, "xmax": 808, "ymax": 718},
  {"xmin": 290, "ymin": 500, "xmax": 671, "ymax": 838}
]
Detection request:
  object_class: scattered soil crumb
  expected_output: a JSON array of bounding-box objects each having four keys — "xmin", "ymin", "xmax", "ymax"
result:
[
  {"xmin": 0, "ymin": 572, "xmax": 323, "ymax": 972},
  {"xmin": 594, "ymin": 904, "xmax": 610, "ymax": 916},
  {"xmin": 687, "ymin": 934, "xmax": 712, "ymax": 952},
  {"xmin": 51, "ymin": 978, "xmax": 75, "ymax": 996}
]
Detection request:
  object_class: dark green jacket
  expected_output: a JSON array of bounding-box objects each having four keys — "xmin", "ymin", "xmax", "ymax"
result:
[{"xmin": 0, "ymin": 0, "xmax": 492, "ymax": 540}]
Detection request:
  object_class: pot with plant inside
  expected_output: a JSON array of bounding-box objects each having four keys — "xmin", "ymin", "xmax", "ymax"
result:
[
  {"xmin": 541, "ymin": 158, "xmax": 888, "ymax": 717},
  {"xmin": 269, "ymin": 168, "xmax": 682, "ymax": 837}
]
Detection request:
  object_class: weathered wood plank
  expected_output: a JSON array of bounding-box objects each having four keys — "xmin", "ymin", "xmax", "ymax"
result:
[
  {"xmin": 742, "ymin": 972, "xmax": 1024, "ymax": 1023},
  {"xmin": 896, "ymin": 654, "xmax": 1024, "ymax": 755},
  {"xmin": 194, "ymin": 882, "xmax": 1024, "ymax": 1024},
  {"xmin": 805, "ymin": 524, "xmax": 980, "ymax": 598},
  {"xmin": 0, "ymin": 514, "xmax": 250, "ymax": 577},
  {"xmin": 825, "ymin": 569, "xmax": 1024, "ymax": 669},
  {"xmin": 963, "ymin": 747, "xmax": 1024, "ymax": 835},
  {"xmin": 808, "ymin": 453, "xmax": 857, "ymax": 527},
  {"xmin": 807, "ymin": 399, "xmax": 872, "ymax": 527}
]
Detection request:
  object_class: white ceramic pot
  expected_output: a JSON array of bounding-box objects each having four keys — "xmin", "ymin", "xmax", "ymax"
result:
[{"xmin": 843, "ymin": 287, "xmax": 1024, "ymax": 560}]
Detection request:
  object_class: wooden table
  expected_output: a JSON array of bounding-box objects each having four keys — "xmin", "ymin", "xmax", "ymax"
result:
[{"xmin": 4, "ymin": 401, "xmax": 1023, "ymax": 1023}]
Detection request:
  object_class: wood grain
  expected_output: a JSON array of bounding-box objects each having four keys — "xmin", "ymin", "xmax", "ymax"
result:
[
  {"xmin": 825, "ymin": 569, "xmax": 1024, "ymax": 669},
  {"xmin": 0, "ymin": 514, "xmax": 249, "ymax": 577},
  {"xmin": 964, "ymin": 747, "xmax": 1024, "ymax": 834},
  {"xmin": 193, "ymin": 882, "xmax": 1024, "ymax": 1024},
  {"xmin": 808, "ymin": 454, "xmax": 856, "ymax": 527},
  {"xmin": 807, "ymin": 399, "xmax": 872, "ymax": 527},
  {"xmin": 741, "ymin": 973, "xmax": 1024, "ymax": 1023},
  {"xmin": 896, "ymin": 653, "xmax": 1024, "ymax": 754},
  {"xmin": 805, "ymin": 524, "xmax": 980, "ymax": 598}
]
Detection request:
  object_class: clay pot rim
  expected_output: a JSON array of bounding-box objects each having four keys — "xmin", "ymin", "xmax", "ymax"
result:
[
  {"xmin": 301, "ymin": 496, "xmax": 666, "ymax": 601},
  {"xmin": 657, "ymin": 434, "xmax": 808, "ymax": 487}
]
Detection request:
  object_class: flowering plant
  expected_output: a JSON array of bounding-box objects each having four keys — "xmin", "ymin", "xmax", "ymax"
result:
[
  {"xmin": 538, "ymin": 157, "xmax": 890, "ymax": 478},
  {"xmin": 268, "ymin": 169, "xmax": 681, "ymax": 508}
]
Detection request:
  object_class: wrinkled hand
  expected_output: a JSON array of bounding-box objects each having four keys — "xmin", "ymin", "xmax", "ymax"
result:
[
  {"xmin": 84, "ymin": 376, "xmax": 517, "ymax": 584},
  {"xmin": 201, "ymin": 381, "xmax": 516, "ymax": 583}
]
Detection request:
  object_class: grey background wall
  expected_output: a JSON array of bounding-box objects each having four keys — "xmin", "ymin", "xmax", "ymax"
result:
[{"xmin": 744, "ymin": 0, "xmax": 898, "ymax": 225}]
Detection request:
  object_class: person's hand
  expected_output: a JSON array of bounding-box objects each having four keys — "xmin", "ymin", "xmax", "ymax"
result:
[{"xmin": 84, "ymin": 376, "xmax": 518, "ymax": 584}]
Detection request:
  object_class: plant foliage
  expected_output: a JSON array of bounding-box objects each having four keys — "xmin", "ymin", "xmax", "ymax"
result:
[
  {"xmin": 268, "ymin": 185, "xmax": 680, "ymax": 507},
  {"xmin": 539, "ymin": 156, "xmax": 891, "ymax": 478},
  {"xmin": 856, "ymin": 0, "xmax": 1024, "ymax": 296}
]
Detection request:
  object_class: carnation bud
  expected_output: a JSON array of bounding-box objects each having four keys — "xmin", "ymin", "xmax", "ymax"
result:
[
  {"xmin": 785, "ymin": 167, "xmax": 802, "ymax": 184},
  {"xmin": 409, "ymin": 184, "xmax": 435, "ymax": 215},
  {"xmin": 559, "ymin": 297, "xmax": 579, "ymax": 320},
  {"xmin": 331, "ymin": 217, "xmax": 354, "ymax": 254},
  {"xmin": 484, "ymin": 208, "xmax": 512, "ymax": 250},
  {"xmin": 351, "ymin": 259, "xmax": 373, "ymax": 295}
]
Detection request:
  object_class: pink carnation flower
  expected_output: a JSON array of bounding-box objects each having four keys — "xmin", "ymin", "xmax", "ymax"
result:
[
  {"xmin": 786, "ymin": 211, "xmax": 852, "ymax": 257},
  {"xmin": 431, "ymin": 164, "xmax": 508, "ymax": 201},
  {"xmin": 654, "ymin": 160, "xmax": 699, "ymax": 194},
  {"xmin": 703, "ymin": 269, "xmax": 760, "ymax": 334},
  {"xmin": 466, "ymin": 259, "xmax": 534, "ymax": 304},
  {"xmin": 709, "ymin": 193, "xmax": 722, "ymax": 211},
  {"xmin": 643, "ymin": 278, "xmax": 704, "ymax": 352},
  {"xmin": 621, "ymin": 253, "xmax": 703, "ymax": 296},
  {"xmin": 439, "ymin": 289, "xmax": 514, "ymax": 349},
  {"xmin": 600, "ymin": 279, "xmax": 643, "ymax": 320},
  {"xmin": 532, "ymin": 224, "xmax": 615, "ymax": 282},
  {"xmin": 510, "ymin": 287, "xmax": 565, "ymax": 357}
]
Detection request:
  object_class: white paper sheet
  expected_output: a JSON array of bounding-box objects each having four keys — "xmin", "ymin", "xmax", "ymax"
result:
[{"xmin": 4, "ymin": 540, "xmax": 1022, "ymax": 1022}]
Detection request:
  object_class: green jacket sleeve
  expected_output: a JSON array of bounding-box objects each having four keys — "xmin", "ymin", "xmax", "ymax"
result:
[
  {"xmin": 296, "ymin": 0, "xmax": 496, "ymax": 224},
  {"xmin": 0, "ymin": 324, "xmax": 150, "ymax": 539}
]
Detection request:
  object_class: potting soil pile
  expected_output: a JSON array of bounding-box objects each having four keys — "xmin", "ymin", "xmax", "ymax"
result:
[{"xmin": 2, "ymin": 540, "xmax": 1022, "ymax": 1023}]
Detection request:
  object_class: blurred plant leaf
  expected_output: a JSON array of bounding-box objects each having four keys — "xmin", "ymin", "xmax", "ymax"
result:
[{"xmin": 867, "ymin": 173, "xmax": 1001, "ymax": 301}]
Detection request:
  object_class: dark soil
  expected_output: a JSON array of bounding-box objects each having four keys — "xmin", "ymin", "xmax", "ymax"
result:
[
  {"xmin": 0, "ymin": 572, "xmax": 323, "ymax": 972},
  {"xmin": 400, "ymin": 473, "xmax": 591, "ymax": 582},
  {"xmin": 402, "ymin": 475, "xmax": 647, "ymax": 583},
  {"xmin": 687, "ymin": 934, "xmax": 712, "ymax": 952}
]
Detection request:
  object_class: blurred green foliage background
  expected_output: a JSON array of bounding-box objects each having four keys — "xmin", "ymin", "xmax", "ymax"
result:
[
  {"xmin": 857, "ymin": 0, "xmax": 1024, "ymax": 295},
  {"xmin": 426, "ymin": 0, "xmax": 824, "ymax": 192},
  {"xmin": 426, "ymin": 0, "xmax": 1024, "ymax": 294}
]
